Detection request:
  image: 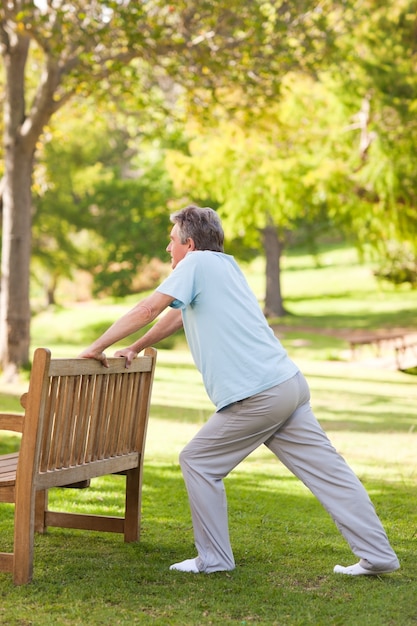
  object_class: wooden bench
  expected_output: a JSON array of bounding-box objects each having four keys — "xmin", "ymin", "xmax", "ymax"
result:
[
  {"xmin": 395, "ymin": 340, "xmax": 417, "ymax": 370},
  {"xmin": 0, "ymin": 346, "xmax": 157, "ymax": 585},
  {"xmin": 348, "ymin": 330, "xmax": 417, "ymax": 370},
  {"xmin": 349, "ymin": 331, "xmax": 409, "ymax": 359}
]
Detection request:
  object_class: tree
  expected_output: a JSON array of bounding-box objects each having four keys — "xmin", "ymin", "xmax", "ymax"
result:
[
  {"xmin": 327, "ymin": 0, "xmax": 417, "ymax": 263},
  {"xmin": 80, "ymin": 160, "xmax": 174, "ymax": 297},
  {"xmin": 32, "ymin": 100, "xmax": 176, "ymax": 304},
  {"xmin": 167, "ymin": 1, "xmax": 417, "ymax": 311},
  {"xmin": 166, "ymin": 73, "xmax": 354, "ymax": 316},
  {"xmin": 0, "ymin": 0, "xmax": 345, "ymax": 378}
]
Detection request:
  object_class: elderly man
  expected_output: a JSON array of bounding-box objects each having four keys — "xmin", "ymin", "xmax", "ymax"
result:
[{"xmin": 80, "ymin": 204, "xmax": 399, "ymax": 577}]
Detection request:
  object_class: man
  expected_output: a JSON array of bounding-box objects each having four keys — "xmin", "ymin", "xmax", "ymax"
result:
[{"xmin": 80, "ymin": 204, "xmax": 400, "ymax": 576}]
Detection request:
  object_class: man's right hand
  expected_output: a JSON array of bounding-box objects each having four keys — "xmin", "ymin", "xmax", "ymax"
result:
[{"xmin": 113, "ymin": 348, "xmax": 138, "ymax": 369}]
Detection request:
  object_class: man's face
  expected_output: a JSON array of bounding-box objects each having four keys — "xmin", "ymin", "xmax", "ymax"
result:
[{"xmin": 166, "ymin": 224, "xmax": 193, "ymax": 269}]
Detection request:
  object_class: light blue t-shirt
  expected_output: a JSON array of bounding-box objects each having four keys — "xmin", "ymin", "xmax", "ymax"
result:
[{"xmin": 157, "ymin": 251, "xmax": 299, "ymax": 410}]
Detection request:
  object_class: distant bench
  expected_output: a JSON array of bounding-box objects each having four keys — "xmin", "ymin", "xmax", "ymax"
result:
[{"xmin": 348, "ymin": 331, "xmax": 417, "ymax": 369}]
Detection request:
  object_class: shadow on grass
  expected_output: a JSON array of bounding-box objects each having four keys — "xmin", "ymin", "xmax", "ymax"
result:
[
  {"xmin": 1, "ymin": 464, "xmax": 414, "ymax": 625},
  {"xmin": 150, "ymin": 403, "xmax": 212, "ymax": 424},
  {"xmin": 1, "ymin": 465, "xmax": 413, "ymax": 599},
  {"xmin": 314, "ymin": 404, "xmax": 417, "ymax": 433},
  {"xmin": 149, "ymin": 400, "xmax": 417, "ymax": 434},
  {"xmin": 1, "ymin": 463, "xmax": 411, "ymax": 569},
  {"xmin": 309, "ymin": 370, "xmax": 417, "ymax": 386},
  {"xmin": 2, "ymin": 392, "xmax": 413, "ymax": 460},
  {"xmin": 275, "ymin": 307, "xmax": 417, "ymax": 331}
]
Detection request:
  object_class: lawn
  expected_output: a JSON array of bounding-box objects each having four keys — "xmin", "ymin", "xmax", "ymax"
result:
[{"xmin": 0, "ymin": 245, "xmax": 416, "ymax": 625}]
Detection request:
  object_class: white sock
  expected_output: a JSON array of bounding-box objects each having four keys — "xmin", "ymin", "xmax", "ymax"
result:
[
  {"xmin": 334, "ymin": 562, "xmax": 375, "ymax": 576},
  {"xmin": 334, "ymin": 560, "xmax": 399, "ymax": 576},
  {"xmin": 169, "ymin": 558, "xmax": 200, "ymax": 573}
]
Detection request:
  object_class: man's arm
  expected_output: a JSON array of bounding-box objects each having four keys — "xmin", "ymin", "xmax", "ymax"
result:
[
  {"xmin": 79, "ymin": 291, "xmax": 175, "ymax": 366},
  {"xmin": 114, "ymin": 308, "xmax": 183, "ymax": 367}
]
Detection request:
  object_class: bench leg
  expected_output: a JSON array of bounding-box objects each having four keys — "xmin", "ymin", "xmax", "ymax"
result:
[
  {"xmin": 13, "ymin": 497, "xmax": 36, "ymax": 585},
  {"xmin": 35, "ymin": 490, "xmax": 48, "ymax": 534},
  {"xmin": 124, "ymin": 466, "xmax": 142, "ymax": 542}
]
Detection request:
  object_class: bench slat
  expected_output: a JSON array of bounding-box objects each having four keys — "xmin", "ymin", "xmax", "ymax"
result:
[{"xmin": 0, "ymin": 453, "xmax": 19, "ymax": 486}]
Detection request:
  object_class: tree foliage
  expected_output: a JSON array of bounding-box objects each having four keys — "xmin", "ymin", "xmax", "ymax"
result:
[
  {"xmin": 166, "ymin": 0, "xmax": 417, "ymax": 312},
  {"xmin": 166, "ymin": 73, "xmax": 355, "ymax": 315},
  {"xmin": 4, "ymin": 0, "xmax": 417, "ymax": 376},
  {"xmin": 0, "ymin": 0, "xmax": 349, "ymax": 374},
  {"xmin": 33, "ymin": 101, "xmax": 174, "ymax": 302},
  {"xmin": 331, "ymin": 0, "xmax": 417, "ymax": 254}
]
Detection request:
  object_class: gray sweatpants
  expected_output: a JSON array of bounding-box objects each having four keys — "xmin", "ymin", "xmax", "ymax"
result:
[{"xmin": 179, "ymin": 371, "xmax": 399, "ymax": 573}]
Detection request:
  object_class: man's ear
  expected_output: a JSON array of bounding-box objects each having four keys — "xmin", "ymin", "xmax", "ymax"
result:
[{"xmin": 187, "ymin": 238, "xmax": 196, "ymax": 251}]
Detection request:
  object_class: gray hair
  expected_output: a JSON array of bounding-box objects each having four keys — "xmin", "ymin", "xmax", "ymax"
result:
[{"xmin": 170, "ymin": 205, "xmax": 224, "ymax": 252}]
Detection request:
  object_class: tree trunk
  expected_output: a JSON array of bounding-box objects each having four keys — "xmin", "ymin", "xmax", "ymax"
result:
[
  {"xmin": 0, "ymin": 18, "xmax": 63, "ymax": 379},
  {"xmin": 261, "ymin": 223, "xmax": 287, "ymax": 318},
  {"xmin": 0, "ymin": 31, "xmax": 33, "ymax": 380},
  {"xmin": 0, "ymin": 146, "xmax": 34, "ymax": 379}
]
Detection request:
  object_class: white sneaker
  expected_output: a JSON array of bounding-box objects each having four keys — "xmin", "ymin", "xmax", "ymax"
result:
[
  {"xmin": 169, "ymin": 558, "xmax": 200, "ymax": 573},
  {"xmin": 334, "ymin": 560, "xmax": 400, "ymax": 576}
]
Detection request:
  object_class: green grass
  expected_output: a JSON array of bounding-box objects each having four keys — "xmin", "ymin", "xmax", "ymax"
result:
[{"xmin": 1, "ymin": 245, "xmax": 417, "ymax": 625}]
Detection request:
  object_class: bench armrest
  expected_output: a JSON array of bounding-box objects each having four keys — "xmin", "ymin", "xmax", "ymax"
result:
[{"xmin": 0, "ymin": 412, "xmax": 24, "ymax": 433}]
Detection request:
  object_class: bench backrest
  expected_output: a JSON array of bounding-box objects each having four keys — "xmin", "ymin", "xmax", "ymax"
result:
[{"xmin": 17, "ymin": 347, "xmax": 157, "ymax": 492}]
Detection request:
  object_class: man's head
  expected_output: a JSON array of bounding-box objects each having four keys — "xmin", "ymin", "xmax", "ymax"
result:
[{"xmin": 167, "ymin": 205, "xmax": 224, "ymax": 268}]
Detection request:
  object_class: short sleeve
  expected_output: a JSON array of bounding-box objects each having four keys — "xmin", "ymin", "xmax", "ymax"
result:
[
  {"xmin": 168, "ymin": 298, "xmax": 184, "ymax": 310},
  {"xmin": 156, "ymin": 253, "xmax": 199, "ymax": 309}
]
